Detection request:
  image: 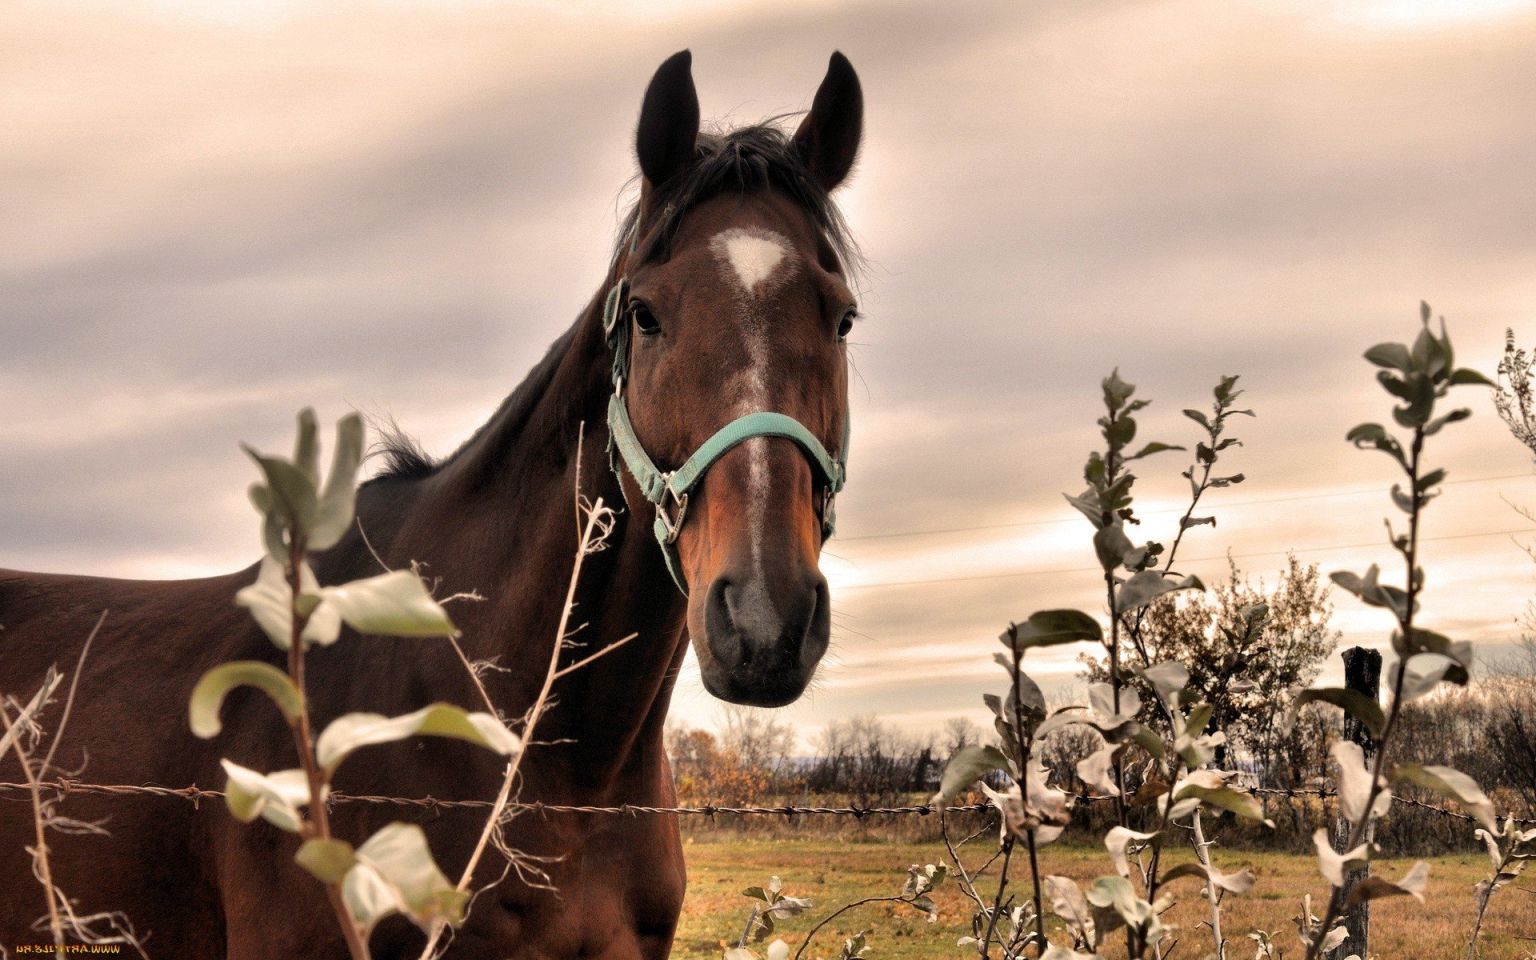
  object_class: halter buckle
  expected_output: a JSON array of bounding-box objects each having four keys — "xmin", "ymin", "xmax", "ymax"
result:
[{"xmin": 657, "ymin": 485, "xmax": 690, "ymax": 545}]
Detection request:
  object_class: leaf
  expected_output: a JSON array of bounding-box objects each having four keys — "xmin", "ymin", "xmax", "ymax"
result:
[
  {"xmin": 1102, "ymin": 369, "xmax": 1136, "ymax": 412},
  {"xmin": 1077, "ymin": 740, "xmax": 1122, "ymax": 798},
  {"xmin": 1183, "ymin": 408, "xmax": 1212, "ymax": 430},
  {"xmin": 342, "ymin": 861, "xmax": 398, "ymax": 937},
  {"xmin": 1393, "ymin": 764, "xmax": 1496, "ymax": 832},
  {"xmin": 1313, "ymin": 828, "xmax": 1369, "ymax": 887},
  {"xmin": 741, "ymin": 886, "xmax": 769, "ymax": 902},
  {"xmin": 296, "ymin": 838, "xmax": 356, "ymax": 884},
  {"xmin": 1086, "ymin": 875, "xmax": 1153, "ymax": 929},
  {"xmin": 1330, "ymin": 565, "xmax": 1410, "ymax": 618},
  {"xmin": 1116, "ymin": 571, "xmax": 1203, "ymax": 615},
  {"xmin": 310, "ymin": 413, "xmax": 366, "ymax": 551},
  {"xmin": 316, "ymin": 703, "xmax": 520, "ymax": 774},
  {"xmin": 1129, "ymin": 441, "xmax": 1183, "ymax": 460},
  {"xmin": 321, "ymin": 570, "xmax": 456, "ymax": 638},
  {"xmin": 1424, "ymin": 407, "xmax": 1471, "ymax": 436},
  {"xmin": 1094, "ymin": 523, "xmax": 1134, "ymax": 571},
  {"xmin": 189, "ymin": 661, "xmax": 304, "ymax": 738},
  {"xmin": 221, "ymin": 760, "xmax": 312, "ymax": 833},
  {"xmin": 243, "ymin": 445, "xmax": 318, "ymax": 533},
  {"xmin": 1105, "ymin": 826, "xmax": 1159, "ymax": 878},
  {"xmin": 1288, "ymin": 687, "xmax": 1385, "ymax": 740},
  {"xmin": 1064, "ymin": 490, "xmax": 1104, "ymax": 527},
  {"xmin": 1448, "ymin": 368, "xmax": 1494, "ymax": 387},
  {"xmin": 1140, "ymin": 661, "xmax": 1190, "ymax": 705},
  {"xmin": 1032, "ymin": 706, "xmax": 1092, "ymax": 741},
  {"xmin": 1128, "ymin": 723, "xmax": 1167, "ymax": 761},
  {"xmin": 1392, "ymin": 651, "xmax": 1470, "ymax": 700},
  {"xmin": 1332, "ymin": 741, "xmax": 1391, "ymax": 823},
  {"xmin": 292, "ymin": 408, "xmax": 321, "ymax": 486},
  {"xmin": 1161, "ymin": 861, "xmax": 1255, "ymax": 894},
  {"xmin": 1088, "ymin": 682, "xmax": 1141, "ymax": 721},
  {"xmin": 1180, "ymin": 515, "xmax": 1216, "ymax": 530},
  {"xmin": 1364, "ymin": 342, "xmax": 1413, "ymax": 373},
  {"xmin": 1005, "ymin": 609, "xmax": 1103, "ymax": 649},
  {"xmin": 1416, "ymin": 467, "xmax": 1447, "ymax": 491},
  {"xmin": 768, "ymin": 897, "xmax": 813, "ymax": 920},
  {"xmin": 1345, "ymin": 423, "xmax": 1406, "ymax": 467},
  {"xmin": 235, "ymin": 557, "xmax": 340, "ymax": 649},
  {"xmin": 344, "ymin": 822, "xmax": 468, "ymax": 934},
  {"xmin": 1043, "ymin": 875, "xmax": 1093, "ymax": 940},
  {"xmin": 1346, "ymin": 861, "xmax": 1429, "ymax": 906},
  {"xmin": 935, "ymin": 744, "xmax": 1012, "ymax": 800},
  {"xmin": 1173, "ymin": 770, "xmax": 1271, "ymax": 823}
]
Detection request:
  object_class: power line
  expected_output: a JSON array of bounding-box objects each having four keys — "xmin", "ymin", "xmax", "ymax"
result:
[
  {"xmin": 834, "ymin": 472, "xmax": 1532, "ymax": 544},
  {"xmin": 835, "ymin": 526, "xmax": 1532, "ymax": 592}
]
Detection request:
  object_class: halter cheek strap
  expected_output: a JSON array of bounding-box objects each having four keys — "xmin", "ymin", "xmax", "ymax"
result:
[{"xmin": 601, "ymin": 269, "xmax": 849, "ymax": 593}]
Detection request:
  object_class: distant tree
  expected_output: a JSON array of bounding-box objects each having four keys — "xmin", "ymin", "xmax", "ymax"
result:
[
  {"xmin": 941, "ymin": 717, "xmax": 981, "ymax": 759},
  {"xmin": 1081, "ymin": 554, "xmax": 1339, "ymax": 775},
  {"xmin": 718, "ymin": 705, "xmax": 799, "ymax": 788},
  {"xmin": 808, "ymin": 715, "xmax": 931, "ymax": 801},
  {"xmin": 1490, "ymin": 330, "xmax": 1536, "ymax": 807},
  {"xmin": 662, "ymin": 722, "xmax": 770, "ymax": 804},
  {"xmin": 1496, "ymin": 328, "xmax": 1536, "ymax": 458}
]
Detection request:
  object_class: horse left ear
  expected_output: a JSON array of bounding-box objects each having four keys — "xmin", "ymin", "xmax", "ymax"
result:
[
  {"xmin": 636, "ymin": 50, "xmax": 701, "ymax": 187},
  {"xmin": 794, "ymin": 52, "xmax": 863, "ymax": 192}
]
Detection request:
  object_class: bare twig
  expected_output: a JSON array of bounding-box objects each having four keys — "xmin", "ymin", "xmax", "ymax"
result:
[
  {"xmin": 1, "ymin": 611, "xmax": 123, "ymax": 960},
  {"xmin": 418, "ymin": 492, "xmax": 621, "ymax": 959}
]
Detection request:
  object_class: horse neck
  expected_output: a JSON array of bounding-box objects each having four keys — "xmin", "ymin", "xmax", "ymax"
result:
[{"xmin": 349, "ymin": 284, "xmax": 691, "ymax": 798}]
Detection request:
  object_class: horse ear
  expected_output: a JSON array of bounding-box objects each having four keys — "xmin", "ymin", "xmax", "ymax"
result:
[
  {"xmin": 636, "ymin": 50, "xmax": 700, "ymax": 187},
  {"xmin": 794, "ymin": 52, "xmax": 863, "ymax": 191}
]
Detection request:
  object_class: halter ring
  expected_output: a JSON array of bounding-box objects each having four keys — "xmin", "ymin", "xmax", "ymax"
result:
[{"xmin": 657, "ymin": 486, "xmax": 690, "ymax": 545}]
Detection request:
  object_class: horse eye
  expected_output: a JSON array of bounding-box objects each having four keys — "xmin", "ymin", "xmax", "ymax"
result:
[
  {"xmin": 630, "ymin": 300, "xmax": 661, "ymax": 336},
  {"xmin": 837, "ymin": 307, "xmax": 858, "ymax": 339}
]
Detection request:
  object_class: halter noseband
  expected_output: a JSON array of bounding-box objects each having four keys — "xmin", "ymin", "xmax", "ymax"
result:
[{"xmin": 601, "ymin": 245, "xmax": 849, "ymax": 594}]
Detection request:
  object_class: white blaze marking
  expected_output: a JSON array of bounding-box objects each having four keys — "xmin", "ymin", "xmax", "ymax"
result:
[
  {"xmin": 711, "ymin": 228, "xmax": 795, "ymax": 634},
  {"xmin": 712, "ymin": 227, "xmax": 790, "ymax": 297}
]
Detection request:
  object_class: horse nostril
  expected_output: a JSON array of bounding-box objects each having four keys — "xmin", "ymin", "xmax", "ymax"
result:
[
  {"xmin": 705, "ymin": 577, "xmax": 743, "ymax": 666},
  {"xmin": 799, "ymin": 576, "xmax": 830, "ymax": 668}
]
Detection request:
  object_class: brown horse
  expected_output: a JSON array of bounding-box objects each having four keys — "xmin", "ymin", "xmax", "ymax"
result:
[{"xmin": 0, "ymin": 50, "xmax": 863, "ymax": 959}]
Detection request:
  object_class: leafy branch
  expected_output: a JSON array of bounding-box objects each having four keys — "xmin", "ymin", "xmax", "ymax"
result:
[
  {"xmin": 191, "ymin": 410, "xmax": 521, "ymax": 959},
  {"xmin": 1293, "ymin": 303, "xmax": 1494, "ymax": 960}
]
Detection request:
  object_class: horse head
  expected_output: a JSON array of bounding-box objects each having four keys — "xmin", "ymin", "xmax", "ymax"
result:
[{"xmin": 607, "ymin": 50, "xmax": 862, "ymax": 707}]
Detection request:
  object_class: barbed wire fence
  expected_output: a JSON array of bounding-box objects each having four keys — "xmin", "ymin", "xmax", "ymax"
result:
[{"xmin": 4, "ymin": 777, "xmax": 1532, "ymax": 827}]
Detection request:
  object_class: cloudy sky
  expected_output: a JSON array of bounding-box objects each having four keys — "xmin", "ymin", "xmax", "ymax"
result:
[{"xmin": 5, "ymin": 0, "xmax": 1536, "ymax": 742}]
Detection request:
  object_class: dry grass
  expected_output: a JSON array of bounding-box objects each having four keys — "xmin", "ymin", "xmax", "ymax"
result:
[{"xmin": 674, "ymin": 837, "xmax": 1535, "ymax": 959}]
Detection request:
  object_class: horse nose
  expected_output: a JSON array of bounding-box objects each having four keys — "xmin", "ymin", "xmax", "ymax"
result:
[{"xmin": 704, "ymin": 572, "xmax": 828, "ymax": 698}]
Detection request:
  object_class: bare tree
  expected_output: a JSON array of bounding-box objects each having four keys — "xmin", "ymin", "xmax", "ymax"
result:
[
  {"xmin": 718, "ymin": 705, "xmax": 799, "ymax": 789},
  {"xmin": 941, "ymin": 717, "xmax": 981, "ymax": 759}
]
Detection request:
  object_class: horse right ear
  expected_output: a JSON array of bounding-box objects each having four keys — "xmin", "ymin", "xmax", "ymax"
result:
[{"xmin": 635, "ymin": 50, "xmax": 700, "ymax": 188}]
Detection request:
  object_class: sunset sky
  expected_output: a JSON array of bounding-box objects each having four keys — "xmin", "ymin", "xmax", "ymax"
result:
[{"xmin": 5, "ymin": 0, "xmax": 1536, "ymax": 744}]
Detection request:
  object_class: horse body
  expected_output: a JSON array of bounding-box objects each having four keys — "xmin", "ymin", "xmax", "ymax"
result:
[{"xmin": 1, "ymin": 49, "xmax": 862, "ymax": 959}]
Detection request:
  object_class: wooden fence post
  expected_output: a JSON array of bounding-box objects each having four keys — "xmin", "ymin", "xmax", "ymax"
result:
[{"xmin": 1334, "ymin": 646, "xmax": 1381, "ymax": 958}]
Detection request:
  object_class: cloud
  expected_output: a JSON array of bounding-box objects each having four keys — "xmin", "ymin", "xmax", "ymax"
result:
[{"xmin": 4, "ymin": 0, "xmax": 1535, "ymax": 736}]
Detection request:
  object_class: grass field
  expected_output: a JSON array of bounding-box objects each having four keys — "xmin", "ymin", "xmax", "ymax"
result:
[{"xmin": 673, "ymin": 837, "xmax": 1533, "ymax": 959}]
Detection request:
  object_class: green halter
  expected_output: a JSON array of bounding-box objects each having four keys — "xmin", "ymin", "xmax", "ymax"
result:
[{"xmin": 601, "ymin": 271, "xmax": 849, "ymax": 593}]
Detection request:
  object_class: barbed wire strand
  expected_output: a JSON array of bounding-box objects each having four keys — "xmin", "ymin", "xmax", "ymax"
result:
[{"xmin": 2, "ymin": 778, "xmax": 1531, "ymax": 826}]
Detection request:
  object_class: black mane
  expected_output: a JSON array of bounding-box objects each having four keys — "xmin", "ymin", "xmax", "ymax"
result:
[
  {"xmin": 616, "ymin": 121, "xmax": 860, "ymax": 272},
  {"xmin": 371, "ymin": 119, "xmax": 857, "ymax": 484}
]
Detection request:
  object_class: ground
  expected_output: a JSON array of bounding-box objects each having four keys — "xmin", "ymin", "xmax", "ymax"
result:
[{"xmin": 674, "ymin": 837, "xmax": 1532, "ymax": 959}]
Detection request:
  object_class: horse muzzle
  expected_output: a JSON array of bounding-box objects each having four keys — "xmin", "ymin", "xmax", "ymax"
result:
[{"xmin": 696, "ymin": 568, "xmax": 829, "ymax": 707}]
